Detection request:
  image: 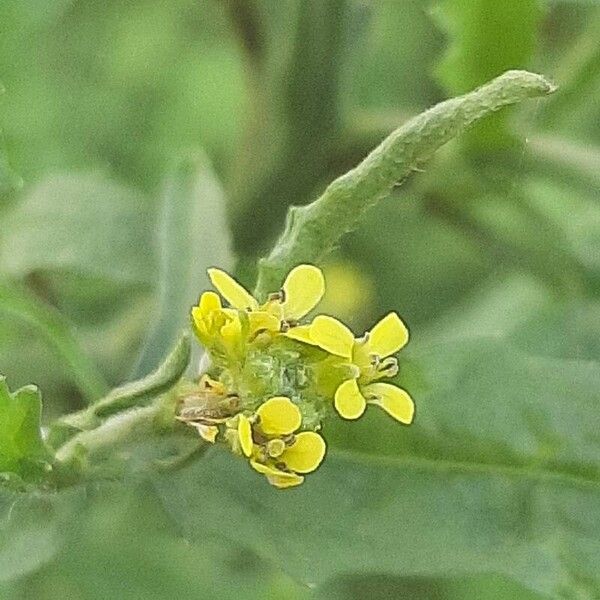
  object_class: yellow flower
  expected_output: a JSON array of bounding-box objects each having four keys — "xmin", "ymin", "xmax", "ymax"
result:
[
  {"xmin": 207, "ymin": 264, "xmax": 325, "ymax": 325},
  {"xmin": 287, "ymin": 311, "xmax": 414, "ymax": 423},
  {"xmin": 334, "ymin": 379, "xmax": 414, "ymax": 422},
  {"xmin": 236, "ymin": 396, "xmax": 326, "ymax": 489}
]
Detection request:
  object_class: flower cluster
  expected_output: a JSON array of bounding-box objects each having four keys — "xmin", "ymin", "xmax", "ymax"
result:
[{"xmin": 177, "ymin": 264, "xmax": 414, "ymax": 489}]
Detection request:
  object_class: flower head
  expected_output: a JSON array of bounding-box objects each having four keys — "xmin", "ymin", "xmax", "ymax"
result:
[
  {"xmin": 233, "ymin": 397, "xmax": 326, "ymax": 489},
  {"xmin": 180, "ymin": 264, "xmax": 414, "ymax": 489}
]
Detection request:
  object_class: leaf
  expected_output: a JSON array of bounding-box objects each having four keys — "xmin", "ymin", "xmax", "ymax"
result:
[
  {"xmin": 434, "ymin": 0, "xmax": 541, "ymax": 151},
  {"xmin": 0, "ymin": 279, "xmax": 109, "ymax": 402},
  {"xmin": 230, "ymin": 0, "xmax": 351, "ymax": 256},
  {"xmin": 154, "ymin": 337, "xmax": 600, "ymax": 598},
  {"xmin": 133, "ymin": 154, "xmax": 232, "ymax": 377},
  {"xmin": 0, "ymin": 485, "xmax": 86, "ymax": 584},
  {"xmin": 0, "ymin": 131, "xmax": 22, "ymax": 198},
  {"xmin": 255, "ymin": 70, "xmax": 556, "ymax": 297},
  {"xmin": 2, "ymin": 483, "xmax": 311, "ymax": 598},
  {"xmin": 0, "ymin": 172, "xmax": 155, "ymax": 285},
  {"xmin": 0, "ymin": 377, "xmax": 50, "ymax": 480}
]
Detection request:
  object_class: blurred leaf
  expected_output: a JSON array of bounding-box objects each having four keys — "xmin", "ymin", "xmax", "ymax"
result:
[
  {"xmin": 154, "ymin": 337, "xmax": 600, "ymax": 598},
  {"xmin": 0, "ymin": 279, "xmax": 108, "ymax": 402},
  {"xmin": 540, "ymin": 12, "xmax": 600, "ymax": 136},
  {"xmin": 422, "ymin": 271, "xmax": 600, "ymax": 361},
  {"xmin": 434, "ymin": 0, "xmax": 541, "ymax": 151},
  {"xmin": 0, "ymin": 483, "xmax": 92, "ymax": 585},
  {"xmin": 0, "ymin": 131, "xmax": 22, "ymax": 197},
  {"xmin": 0, "ymin": 377, "xmax": 50, "ymax": 480},
  {"xmin": 0, "ymin": 172, "xmax": 155, "ymax": 285},
  {"xmin": 5, "ymin": 483, "xmax": 311, "ymax": 599},
  {"xmin": 133, "ymin": 154, "xmax": 232, "ymax": 377},
  {"xmin": 525, "ymin": 176, "xmax": 600, "ymax": 286},
  {"xmin": 231, "ymin": 0, "xmax": 351, "ymax": 256},
  {"xmin": 528, "ymin": 134, "xmax": 600, "ymax": 193}
]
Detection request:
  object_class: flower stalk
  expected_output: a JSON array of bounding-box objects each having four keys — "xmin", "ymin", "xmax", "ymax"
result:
[{"xmin": 254, "ymin": 70, "xmax": 556, "ymax": 297}]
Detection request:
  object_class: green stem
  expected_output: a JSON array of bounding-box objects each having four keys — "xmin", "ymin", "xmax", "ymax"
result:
[
  {"xmin": 254, "ymin": 70, "xmax": 556, "ymax": 298},
  {"xmin": 57, "ymin": 332, "xmax": 190, "ymax": 433},
  {"xmin": 54, "ymin": 402, "xmax": 164, "ymax": 466}
]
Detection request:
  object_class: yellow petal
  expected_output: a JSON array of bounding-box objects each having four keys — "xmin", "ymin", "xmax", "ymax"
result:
[
  {"xmin": 256, "ymin": 396, "xmax": 301, "ymax": 436},
  {"xmin": 190, "ymin": 423, "xmax": 218, "ymax": 443},
  {"xmin": 198, "ymin": 290, "xmax": 222, "ymax": 316},
  {"xmin": 281, "ymin": 264, "xmax": 325, "ymax": 320},
  {"xmin": 367, "ymin": 312, "xmax": 409, "ymax": 357},
  {"xmin": 248, "ymin": 311, "xmax": 280, "ymax": 335},
  {"xmin": 309, "ymin": 315, "xmax": 354, "ymax": 358},
  {"xmin": 250, "ymin": 460, "xmax": 304, "ymax": 489},
  {"xmin": 207, "ymin": 268, "xmax": 258, "ymax": 311},
  {"xmin": 191, "ymin": 306, "xmax": 209, "ymax": 337},
  {"xmin": 334, "ymin": 378, "xmax": 366, "ymax": 420},
  {"xmin": 284, "ymin": 325, "xmax": 318, "ymax": 346},
  {"xmin": 238, "ymin": 415, "xmax": 254, "ymax": 457},
  {"xmin": 220, "ymin": 316, "xmax": 242, "ymax": 343},
  {"xmin": 364, "ymin": 382, "xmax": 414, "ymax": 424},
  {"xmin": 267, "ymin": 473, "xmax": 304, "ymax": 489},
  {"xmin": 282, "ymin": 432, "xmax": 326, "ymax": 473}
]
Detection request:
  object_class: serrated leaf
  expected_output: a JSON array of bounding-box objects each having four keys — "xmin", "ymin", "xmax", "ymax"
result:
[
  {"xmin": 0, "ymin": 172, "xmax": 155, "ymax": 285},
  {"xmin": 0, "ymin": 377, "xmax": 50, "ymax": 480},
  {"xmin": 153, "ymin": 337, "xmax": 600, "ymax": 598},
  {"xmin": 434, "ymin": 0, "xmax": 541, "ymax": 151}
]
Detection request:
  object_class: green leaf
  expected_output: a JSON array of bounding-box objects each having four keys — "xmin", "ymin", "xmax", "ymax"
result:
[
  {"xmin": 133, "ymin": 154, "xmax": 232, "ymax": 377},
  {"xmin": 0, "ymin": 279, "xmax": 109, "ymax": 402},
  {"xmin": 0, "ymin": 377, "xmax": 50, "ymax": 479},
  {"xmin": 2, "ymin": 483, "xmax": 311, "ymax": 598},
  {"xmin": 434, "ymin": 0, "xmax": 541, "ymax": 151},
  {"xmin": 0, "ymin": 485, "xmax": 87, "ymax": 584},
  {"xmin": 0, "ymin": 172, "xmax": 155, "ymax": 285},
  {"xmin": 154, "ymin": 337, "xmax": 600, "ymax": 598},
  {"xmin": 0, "ymin": 131, "xmax": 22, "ymax": 198},
  {"xmin": 255, "ymin": 70, "xmax": 556, "ymax": 297}
]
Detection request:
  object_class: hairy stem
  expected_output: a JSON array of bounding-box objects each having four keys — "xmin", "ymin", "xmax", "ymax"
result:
[
  {"xmin": 254, "ymin": 70, "xmax": 556, "ymax": 298},
  {"xmin": 54, "ymin": 402, "xmax": 165, "ymax": 466},
  {"xmin": 56, "ymin": 333, "xmax": 190, "ymax": 434}
]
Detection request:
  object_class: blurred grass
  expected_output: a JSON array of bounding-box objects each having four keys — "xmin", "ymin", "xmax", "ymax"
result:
[{"xmin": 1, "ymin": 1, "xmax": 599, "ymax": 598}]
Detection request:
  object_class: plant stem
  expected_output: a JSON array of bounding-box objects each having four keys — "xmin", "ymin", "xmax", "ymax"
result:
[
  {"xmin": 54, "ymin": 402, "xmax": 164, "ymax": 466},
  {"xmin": 254, "ymin": 70, "xmax": 556, "ymax": 298},
  {"xmin": 56, "ymin": 333, "xmax": 190, "ymax": 433}
]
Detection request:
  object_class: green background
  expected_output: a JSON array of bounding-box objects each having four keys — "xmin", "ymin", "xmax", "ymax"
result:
[{"xmin": 1, "ymin": 0, "xmax": 600, "ymax": 598}]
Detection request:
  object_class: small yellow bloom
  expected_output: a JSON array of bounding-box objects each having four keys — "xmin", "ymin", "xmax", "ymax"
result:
[
  {"xmin": 206, "ymin": 264, "xmax": 324, "ymax": 326},
  {"xmin": 236, "ymin": 396, "xmax": 326, "ymax": 489},
  {"xmin": 333, "ymin": 312, "xmax": 413, "ymax": 423},
  {"xmin": 334, "ymin": 378, "xmax": 414, "ymax": 423},
  {"xmin": 187, "ymin": 262, "xmax": 415, "ymax": 490}
]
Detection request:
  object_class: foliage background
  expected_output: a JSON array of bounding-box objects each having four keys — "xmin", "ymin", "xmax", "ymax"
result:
[{"xmin": 1, "ymin": 0, "xmax": 600, "ymax": 598}]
